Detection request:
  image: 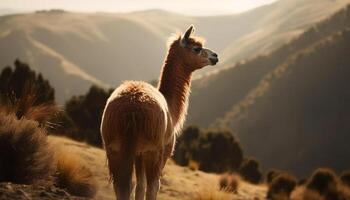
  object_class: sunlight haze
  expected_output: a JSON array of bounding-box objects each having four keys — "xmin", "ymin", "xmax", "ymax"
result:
[{"xmin": 0, "ymin": 0, "xmax": 278, "ymax": 15}]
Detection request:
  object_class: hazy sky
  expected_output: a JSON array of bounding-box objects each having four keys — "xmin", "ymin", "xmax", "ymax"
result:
[{"xmin": 0, "ymin": 0, "xmax": 278, "ymax": 15}]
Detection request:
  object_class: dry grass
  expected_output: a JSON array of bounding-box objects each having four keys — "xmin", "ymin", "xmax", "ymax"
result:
[
  {"xmin": 219, "ymin": 173, "xmax": 240, "ymax": 193},
  {"xmin": 0, "ymin": 84, "xmax": 59, "ymax": 127},
  {"xmin": 55, "ymin": 148, "xmax": 98, "ymax": 198},
  {"xmin": 267, "ymin": 172, "xmax": 297, "ymax": 199},
  {"xmin": 188, "ymin": 159, "xmax": 200, "ymax": 171},
  {"xmin": 195, "ymin": 186, "xmax": 233, "ymax": 200},
  {"xmin": 0, "ymin": 112, "xmax": 55, "ymax": 183}
]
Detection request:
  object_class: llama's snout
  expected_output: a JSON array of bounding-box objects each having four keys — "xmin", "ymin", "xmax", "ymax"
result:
[
  {"xmin": 203, "ymin": 48, "xmax": 219, "ymax": 65},
  {"xmin": 209, "ymin": 53, "xmax": 219, "ymax": 65}
]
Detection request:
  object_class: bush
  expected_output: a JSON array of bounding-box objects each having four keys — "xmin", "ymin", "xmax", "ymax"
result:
[
  {"xmin": 0, "ymin": 113, "xmax": 55, "ymax": 183},
  {"xmin": 55, "ymin": 149, "xmax": 97, "ymax": 198},
  {"xmin": 267, "ymin": 173, "xmax": 297, "ymax": 199},
  {"xmin": 65, "ymin": 86, "xmax": 112, "ymax": 146},
  {"xmin": 0, "ymin": 59, "xmax": 55, "ymax": 105},
  {"xmin": 266, "ymin": 169, "xmax": 284, "ymax": 184},
  {"xmin": 306, "ymin": 168, "xmax": 338, "ymax": 195},
  {"xmin": 238, "ymin": 158, "xmax": 262, "ymax": 184},
  {"xmin": 341, "ymin": 170, "xmax": 350, "ymax": 187},
  {"xmin": 173, "ymin": 126, "xmax": 243, "ymax": 173}
]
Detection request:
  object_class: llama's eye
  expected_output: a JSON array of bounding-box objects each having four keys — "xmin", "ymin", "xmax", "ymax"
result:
[{"xmin": 193, "ymin": 46, "xmax": 202, "ymax": 54}]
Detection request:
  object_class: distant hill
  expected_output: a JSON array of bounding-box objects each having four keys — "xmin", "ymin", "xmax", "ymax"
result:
[
  {"xmin": 1, "ymin": 0, "xmax": 349, "ymax": 103},
  {"xmin": 188, "ymin": 5, "xmax": 350, "ymax": 177},
  {"xmin": 188, "ymin": 3, "xmax": 350, "ymax": 128}
]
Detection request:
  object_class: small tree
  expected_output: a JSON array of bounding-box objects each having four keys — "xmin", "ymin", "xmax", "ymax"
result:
[
  {"xmin": 173, "ymin": 127, "xmax": 243, "ymax": 173},
  {"xmin": 0, "ymin": 59, "xmax": 55, "ymax": 105},
  {"xmin": 65, "ymin": 86, "xmax": 112, "ymax": 146}
]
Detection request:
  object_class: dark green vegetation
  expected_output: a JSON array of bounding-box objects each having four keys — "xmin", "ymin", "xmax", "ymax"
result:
[
  {"xmin": 0, "ymin": 59, "xmax": 54, "ymax": 106},
  {"xmin": 65, "ymin": 86, "xmax": 112, "ymax": 146},
  {"xmin": 173, "ymin": 126, "xmax": 243, "ymax": 173},
  {"xmin": 188, "ymin": 5, "xmax": 350, "ymax": 177},
  {"xmin": 173, "ymin": 126, "xmax": 263, "ymax": 184}
]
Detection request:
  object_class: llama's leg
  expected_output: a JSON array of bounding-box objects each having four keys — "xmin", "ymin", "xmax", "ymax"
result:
[
  {"xmin": 109, "ymin": 151, "xmax": 134, "ymax": 200},
  {"xmin": 135, "ymin": 155, "xmax": 146, "ymax": 200},
  {"xmin": 144, "ymin": 150, "xmax": 163, "ymax": 200}
]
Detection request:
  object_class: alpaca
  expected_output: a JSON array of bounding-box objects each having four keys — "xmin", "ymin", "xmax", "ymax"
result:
[{"xmin": 100, "ymin": 25, "xmax": 218, "ymax": 200}]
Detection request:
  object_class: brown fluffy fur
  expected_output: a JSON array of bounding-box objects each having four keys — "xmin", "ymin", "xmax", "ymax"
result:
[{"xmin": 100, "ymin": 26, "xmax": 217, "ymax": 200}]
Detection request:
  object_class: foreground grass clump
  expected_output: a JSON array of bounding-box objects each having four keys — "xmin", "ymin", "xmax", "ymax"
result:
[
  {"xmin": 55, "ymin": 149, "xmax": 98, "ymax": 198},
  {"xmin": 0, "ymin": 112, "xmax": 55, "ymax": 183},
  {"xmin": 341, "ymin": 170, "xmax": 350, "ymax": 187},
  {"xmin": 306, "ymin": 168, "xmax": 338, "ymax": 195},
  {"xmin": 219, "ymin": 173, "xmax": 240, "ymax": 193}
]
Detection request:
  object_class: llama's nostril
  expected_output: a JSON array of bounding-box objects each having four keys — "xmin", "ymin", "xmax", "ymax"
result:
[
  {"xmin": 212, "ymin": 53, "xmax": 218, "ymax": 57},
  {"xmin": 210, "ymin": 57, "xmax": 219, "ymax": 65}
]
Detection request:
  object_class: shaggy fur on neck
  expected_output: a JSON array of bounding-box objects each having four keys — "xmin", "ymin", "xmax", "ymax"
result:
[{"xmin": 158, "ymin": 38, "xmax": 193, "ymax": 134}]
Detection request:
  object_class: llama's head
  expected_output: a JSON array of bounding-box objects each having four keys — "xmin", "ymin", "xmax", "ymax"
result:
[{"xmin": 168, "ymin": 25, "xmax": 218, "ymax": 72}]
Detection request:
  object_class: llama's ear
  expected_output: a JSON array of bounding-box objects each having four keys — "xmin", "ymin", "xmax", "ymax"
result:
[{"xmin": 180, "ymin": 25, "xmax": 194, "ymax": 47}]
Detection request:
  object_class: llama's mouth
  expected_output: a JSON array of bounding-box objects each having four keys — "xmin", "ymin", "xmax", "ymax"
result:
[{"xmin": 209, "ymin": 57, "xmax": 219, "ymax": 65}]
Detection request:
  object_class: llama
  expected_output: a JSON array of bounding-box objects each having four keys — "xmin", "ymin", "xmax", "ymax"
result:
[{"xmin": 100, "ymin": 25, "xmax": 218, "ymax": 200}]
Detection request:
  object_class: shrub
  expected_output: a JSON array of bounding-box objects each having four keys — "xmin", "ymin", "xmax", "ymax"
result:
[
  {"xmin": 55, "ymin": 149, "xmax": 97, "ymax": 198},
  {"xmin": 238, "ymin": 158, "xmax": 262, "ymax": 184},
  {"xmin": 0, "ymin": 59, "xmax": 55, "ymax": 105},
  {"xmin": 266, "ymin": 169, "xmax": 284, "ymax": 184},
  {"xmin": 266, "ymin": 173, "xmax": 297, "ymax": 199},
  {"xmin": 306, "ymin": 168, "xmax": 338, "ymax": 195},
  {"xmin": 340, "ymin": 170, "xmax": 350, "ymax": 187},
  {"xmin": 174, "ymin": 126, "xmax": 243, "ymax": 173},
  {"xmin": 0, "ymin": 113, "xmax": 55, "ymax": 183},
  {"xmin": 65, "ymin": 86, "xmax": 112, "ymax": 146}
]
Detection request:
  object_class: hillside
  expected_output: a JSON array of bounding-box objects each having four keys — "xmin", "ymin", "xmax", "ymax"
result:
[
  {"xmin": 219, "ymin": 27, "xmax": 350, "ymax": 177},
  {"xmin": 48, "ymin": 136, "xmax": 267, "ymax": 200},
  {"xmin": 1, "ymin": 0, "xmax": 349, "ymax": 103},
  {"xmin": 188, "ymin": 5, "xmax": 350, "ymax": 177},
  {"xmin": 188, "ymin": 4, "xmax": 350, "ymax": 128}
]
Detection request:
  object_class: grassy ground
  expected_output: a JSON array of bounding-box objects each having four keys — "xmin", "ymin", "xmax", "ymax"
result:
[{"xmin": 49, "ymin": 135, "xmax": 267, "ymax": 200}]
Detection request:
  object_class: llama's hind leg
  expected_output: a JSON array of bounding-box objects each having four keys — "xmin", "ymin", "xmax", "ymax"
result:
[
  {"xmin": 135, "ymin": 155, "xmax": 146, "ymax": 200},
  {"xmin": 109, "ymin": 151, "xmax": 134, "ymax": 200},
  {"xmin": 144, "ymin": 150, "xmax": 163, "ymax": 200}
]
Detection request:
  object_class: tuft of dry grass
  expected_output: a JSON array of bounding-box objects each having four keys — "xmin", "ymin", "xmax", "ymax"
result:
[
  {"xmin": 341, "ymin": 170, "xmax": 350, "ymax": 187},
  {"xmin": 55, "ymin": 149, "xmax": 98, "ymax": 198},
  {"xmin": 219, "ymin": 173, "xmax": 240, "ymax": 193},
  {"xmin": 267, "ymin": 173, "xmax": 297, "ymax": 200},
  {"xmin": 188, "ymin": 159, "xmax": 200, "ymax": 171},
  {"xmin": 0, "ymin": 84, "xmax": 60, "ymax": 127},
  {"xmin": 195, "ymin": 186, "xmax": 233, "ymax": 200},
  {"xmin": 306, "ymin": 168, "xmax": 338, "ymax": 195},
  {"xmin": 0, "ymin": 113, "xmax": 55, "ymax": 183}
]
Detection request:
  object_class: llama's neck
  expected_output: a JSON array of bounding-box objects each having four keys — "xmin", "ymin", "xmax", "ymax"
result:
[{"xmin": 158, "ymin": 53, "xmax": 192, "ymax": 132}]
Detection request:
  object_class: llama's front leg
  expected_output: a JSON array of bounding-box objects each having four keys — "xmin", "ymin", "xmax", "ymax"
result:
[
  {"xmin": 135, "ymin": 155, "xmax": 146, "ymax": 200},
  {"xmin": 144, "ymin": 150, "xmax": 163, "ymax": 200}
]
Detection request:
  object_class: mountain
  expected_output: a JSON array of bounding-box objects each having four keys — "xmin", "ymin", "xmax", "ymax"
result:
[
  {"xmin": 1, "ymin": 0, "xmax": 349, "ymax": 103},
  {"xmin": 187, "ymin": 3, "xmax": 350, "ymax": 128},
  {"xmin": 188, "ymin": 5, "xmax": 350, "ymax": 176}
]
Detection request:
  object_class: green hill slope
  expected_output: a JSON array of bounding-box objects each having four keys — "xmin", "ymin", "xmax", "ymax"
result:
[{"xmin": 191, "ymin": 6, "xmax": 350, "ymax": 176}]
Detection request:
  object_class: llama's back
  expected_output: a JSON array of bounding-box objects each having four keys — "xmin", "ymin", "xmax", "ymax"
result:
[{"xmin": 101, "ymin": 81, "xmax": 172, "ymax": 154}]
